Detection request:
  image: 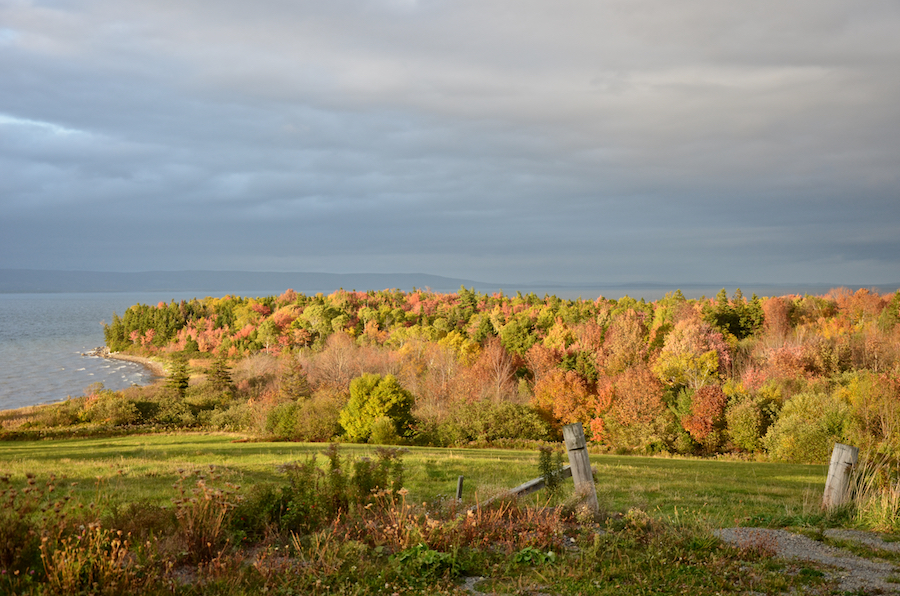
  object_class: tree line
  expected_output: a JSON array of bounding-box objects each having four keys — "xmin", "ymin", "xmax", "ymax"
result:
[{"xmin": 29, "ymin": 285, "xmax": 898, "ymax": 462}]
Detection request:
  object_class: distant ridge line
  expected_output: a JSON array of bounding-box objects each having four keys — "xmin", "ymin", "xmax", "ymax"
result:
[
  {"xmin": 1, "ymin": 269, "xmax": 896, "ymax": 299},
  {"xmin": 0, "ymin": 269, "xmax": 494, "ymax": 294}
]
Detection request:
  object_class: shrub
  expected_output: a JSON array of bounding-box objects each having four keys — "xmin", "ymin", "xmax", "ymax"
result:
[
  {"xmin": 351, "ymin": 447, "xmax": 406, "ymax": 501},
  {"xmin": 293, "ymin": 389, "xmax": 345, "ymax": 442},
  {"xmin": 84, "ymin": 392, "xmax": 141, "ymax": 426},
  {"xmin": 230, "ymin": 483, "xmax": 288, "ymax": 543},
  {"xmin": 763, "ymin": 390, "xmax": 850, "ymax": 463},
  {"xmin": 265, "ymin": 401, "xmax": 300, "ymax": 439},
  {"xmin": 370, "ymin": 416, "xmax": 402, "ymax": 445},
  {"xmin": 172, "ymin": 467, "xmax": 239, "ymax": 563},
  {"xmin": 538, "ymin": 446, "xmax": 565, "ymax": 500},
  {"xmin": 419, "ymin": 401, "xmax": 552, "ymax": 447},
  {"xmin": 32, "ymin": 399, "xmax": 83, "ymax": 428},
  {"xmin": 278, "ymin": 457, "xmax": 327, "ymax": 535},
  {"xmin": 726, "ymin": 391, "xmax": 778, "ymax": 453},
  {"xmin": 40, "ymin": 523, "xmax": 140, "ymax": 595},
  {"xmin": 339, "ymin": 374, "xmax": 415, "ymax": 442},
  {"xmin": 208, "ymin": 402, "xmax": 254, "ymax": 431}
]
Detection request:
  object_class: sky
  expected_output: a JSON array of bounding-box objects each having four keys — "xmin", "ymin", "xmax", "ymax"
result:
[{"xmin": 1, "ymin": 0, "xmax": 899, "ymax": 287}]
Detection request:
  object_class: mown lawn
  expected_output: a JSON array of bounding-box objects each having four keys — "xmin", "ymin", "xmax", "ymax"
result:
[
  {"xmin": 0, "ymin": 433, "xmax": 866, "ymax": 596},
  {"xmin": 0, "ymin": 432, "xmax": 827, "ymax": 526}
]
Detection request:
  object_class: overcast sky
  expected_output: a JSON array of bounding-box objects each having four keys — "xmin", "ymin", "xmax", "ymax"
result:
[{"xmin": 1, "ymin": 0, "xmax": 899, "ymax": 286}]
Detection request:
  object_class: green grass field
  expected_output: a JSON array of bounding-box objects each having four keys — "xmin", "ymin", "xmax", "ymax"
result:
[
  {"xmin": 5, "ymin": 433, "xmax": 892, "ymax": 595},
  {"xmin": 0, "ymin": 432, "xmax": 827, "ymax": 527}
]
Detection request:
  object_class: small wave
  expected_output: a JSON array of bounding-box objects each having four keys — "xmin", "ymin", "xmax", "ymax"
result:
[{"xmin": 76, "ymin": 367, "xmax": 86, "ymax": 371}]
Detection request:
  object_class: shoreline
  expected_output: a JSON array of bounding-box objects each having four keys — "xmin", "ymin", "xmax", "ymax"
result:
[
  {"xmin": 86, "ymin": 347, "xmax": 167, "ymax": 379},
  {"xmin": 0, "ymin": 351, "xmax": 166, "ymax": 420},
  {"xmin": 108, "ymin": 353, "xmax": 167, "ymax": 378}
]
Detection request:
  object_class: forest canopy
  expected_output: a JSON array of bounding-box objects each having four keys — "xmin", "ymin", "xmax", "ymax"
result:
[{"xmin": 29, "ymin": 285, "xmax": 897, "ymax": 463}]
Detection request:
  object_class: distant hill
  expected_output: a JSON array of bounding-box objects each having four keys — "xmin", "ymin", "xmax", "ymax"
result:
[
  {"xmin": 1, "ymin": 269, "xmax": 895, "ymax": 300},
  {"xmin": 0, "ymin": 269, "xmax": 494, "ymax": 295}
]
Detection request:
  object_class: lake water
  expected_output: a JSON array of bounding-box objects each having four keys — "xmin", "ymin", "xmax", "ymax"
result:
[{"xmin": 0, "ymin": 292, "xmax": 228, "ymax": 410}]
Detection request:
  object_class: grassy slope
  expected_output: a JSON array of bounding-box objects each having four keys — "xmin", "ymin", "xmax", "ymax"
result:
[{"xmin": 0, "ymin": 432, "xmax": 826, "ymax": 526}]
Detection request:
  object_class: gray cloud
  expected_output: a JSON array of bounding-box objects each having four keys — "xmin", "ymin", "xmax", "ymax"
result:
[{"xmin": 1, "ymin": 0, "xmax": 899, "ymax": 286}]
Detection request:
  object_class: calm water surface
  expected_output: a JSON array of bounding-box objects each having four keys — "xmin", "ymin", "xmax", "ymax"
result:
[{"xmin": 0, "ymin": 292, "xmax": 223, "ymax": 410}]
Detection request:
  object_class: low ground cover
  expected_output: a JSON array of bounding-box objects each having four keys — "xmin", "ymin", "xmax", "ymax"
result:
[
  {"xmin": 0, "ymin": 433, "xmax": 826, "ymax": 523},
  {"xmin": 0, "ymin": 434, "xmax": 894, "ymax": 595}
]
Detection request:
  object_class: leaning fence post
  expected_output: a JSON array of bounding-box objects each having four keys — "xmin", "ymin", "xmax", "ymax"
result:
[
  {"xmin": 563, "ymin": 422, "xmax": 599, "ymax": 514},
  {"xmin": 823, "ymin": 443, "xmax": 858, "ymax": 509},
  {"xmin": 456, "ymin": 475, "xmax": 464, "ymax": 502}
]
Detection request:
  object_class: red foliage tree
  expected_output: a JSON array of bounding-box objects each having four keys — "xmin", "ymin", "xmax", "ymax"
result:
[
  {"xmin": 470, "ymin": 337, "xmax": 519, "ymax": 402},
  {"xmin": 599, "ymin": 309, "xmax": 649, "ymax": 375},
  {"xmin": 762, "ymin": 296, "xmax": 791, "ymax": 340},
  {"xmin": 682, "ymin": 385, "xmax": 727, "ymax": 448},
  {"xmin": 609, "ymin": 365, "xmax": 665, "ymax": 427},
  {"xmin": 531, "ymin": 369, "xmax": 591, "ymax": 429}
]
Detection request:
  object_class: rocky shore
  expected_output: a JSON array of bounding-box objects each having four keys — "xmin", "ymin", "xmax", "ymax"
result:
[{"xmin": 84, "ymin": 347, "xmax": 167, "ymax": 378}]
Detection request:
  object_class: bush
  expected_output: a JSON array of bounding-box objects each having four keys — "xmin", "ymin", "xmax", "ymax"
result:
[
  {"xmin": 351, "ymin": 447, "xmax": 406, "ymax": 501},
  {"xmin": 263, "ymin": 389, "xmax": 345, "ymax": 441},
  {"xmin": 230, "ymin": 483, "xmax": 288, "ymax": 543},
  {"xmin": 726, "ymin": 399, "xmax": 765, "ymax": 452},
  {"xmin": 208, "ymin": 402, "xmax": 254, "ymax": 431},
  {"xmin": 33, "ymin": 398, "xmax": 83, "ymax": 428},
  {"xmin": 763, "ymin": 390, "xmax": 850, "ymax": 463},
  {"xmin": 339, "ymin": 374, "xmax": 415, "ymax": 443},
  {"xmin": 726, "ymin": 390, "xmax": 778, "ymax": 453},
  {"xmin": 84, "ymin": 393, "xmax": 141, "ymax": 426},
  {"xmin": 294, "ymin": 389, "xmax": 345, "ymax": 442},
  {"xmin": 172, "ymin": 468, "xmax": 239, "ymax": 563},
  {"xmin": 418, "ymin": 401, "xmax": 552, "ymax": 447},
  {"xmin": 370, "ymin": 416, "xmax": 402, "ymax": 445},
  {"xmin": 265, "ymin": 401, "xmax": 300, "ymax": 439}
]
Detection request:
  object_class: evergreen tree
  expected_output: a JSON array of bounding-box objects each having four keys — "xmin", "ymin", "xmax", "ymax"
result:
[
  {"xmin": 207, "ymin": 354, "xmax": 233, "ymax": 394},
  {"xmin": 280, "ymin": 358, "xmax": 311, "ymax": 400},
  {"xmin": 167, "ymin": 354, "xmax": 190, "ymax": 398}
]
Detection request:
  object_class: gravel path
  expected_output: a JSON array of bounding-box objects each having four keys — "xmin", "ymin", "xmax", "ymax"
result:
[
  {"xmin": 462, "ymin": 529, "xmax": 900, "ymax": 595},
  {"xmin": 714, "ymin": 527, "xmax": 900, "ymax": 594}
]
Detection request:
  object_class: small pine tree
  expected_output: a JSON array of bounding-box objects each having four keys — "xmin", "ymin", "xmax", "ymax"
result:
[
  {"xmin": 538, "ymin": 446, "xmax": 565, "ymax": 499},
  {"xmin": 280, "ymin": 358, "xmax": 311, "ymax": 400},
  {"xmin": 207, "ymin": 354, "xmax": 233, "ymax": 394},
  {"xmin": 167, "ymin": 354, "xmax": 190, "ymax": 398}
]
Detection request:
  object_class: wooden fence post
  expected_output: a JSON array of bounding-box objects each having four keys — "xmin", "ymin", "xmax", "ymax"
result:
[
  {"xmin": 823, "ymin": 443, "xmax": 858, "ymax": 509},
  {"xmin": 563, "ymin": 422, "xmax": 599, "ymax": 514},
  {"xmin": 456, "ymin": 475, "xmax": 464, "ymax": 502}
]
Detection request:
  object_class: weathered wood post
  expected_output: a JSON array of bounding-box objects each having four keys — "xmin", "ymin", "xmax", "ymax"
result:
[
  {"xmin": 456, "ymin": 475, "xmax": 464, "ymax": 502},
  {"xmin": 823, "ymin": 443, "xmax": 858, "ymax": 509},
  {"xmin": 563, "ymin": 422, "xmax": 598, "ymax": 514}
]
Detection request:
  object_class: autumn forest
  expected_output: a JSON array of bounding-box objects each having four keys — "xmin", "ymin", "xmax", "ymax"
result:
[{"xmin": 19, "ymin": 286, "xmax": 900, "ymax": 464}]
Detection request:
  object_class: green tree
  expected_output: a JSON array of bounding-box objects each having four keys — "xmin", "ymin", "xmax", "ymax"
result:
[
  {"xmin": 257, "ymin": 319, "xmax": 280, "ymax": 352},
  {"xmin": 280, "ymin": 358, "xmax": 311, "ymax": 400},
  {"xmin": 167, "ymin": 354, "xmax": 190, "ymax": 399},
  {"xmin": 499, "ymin": 316, "xmax": 538, "ymax": 357},
  {"xmin": 206, "ymin": 354, "xmax": 234, "ymax": 394},
  {"xmin": 339, "ymin": 374, "xmax": 415, "ymax": 443}
]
